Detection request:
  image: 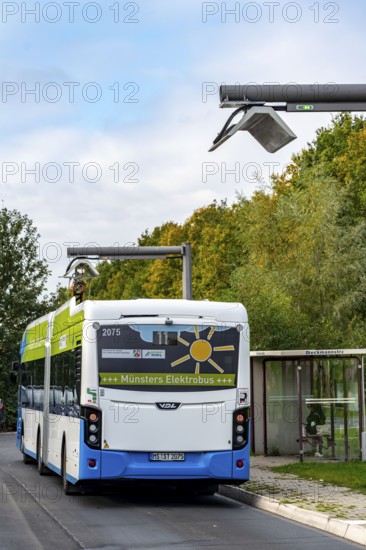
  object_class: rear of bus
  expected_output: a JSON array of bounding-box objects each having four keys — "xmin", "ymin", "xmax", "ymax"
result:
[{"xmin": 79, "ymin": 299, "xmax": 250, "ymax": 489}]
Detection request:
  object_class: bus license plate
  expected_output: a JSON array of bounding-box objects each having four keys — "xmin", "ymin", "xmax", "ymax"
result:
[{"xmin": 150, "ymin": 452, "xmax": 185, "ymax": 461}]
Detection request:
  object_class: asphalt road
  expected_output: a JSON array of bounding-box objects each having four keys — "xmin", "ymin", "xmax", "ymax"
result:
[{"xmin": 0, "ymin": 433, "xmax": 363, "ymax": 550}]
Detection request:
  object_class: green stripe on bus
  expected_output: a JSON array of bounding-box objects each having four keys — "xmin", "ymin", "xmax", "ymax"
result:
[
  {"xmin": 22, "ymin": 343, "xmax": 46, "ymax": 362},
  {"xmin": 22, "ymin": 319, "xmax": 49, "ymax": 361},
  {"xmin": 53, "ymin": 304, "xmax": 84, "ymax": 330},
  {"xmin": 24, "ymin": 320, "xmax": 48, "ymax": 344},
  {"xmin": 51, "ymin": 303, "xmax": 84, "ymax": 356}
]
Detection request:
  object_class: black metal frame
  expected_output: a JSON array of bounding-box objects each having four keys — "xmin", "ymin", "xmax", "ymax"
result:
[{"xmin": 67, "ymin": 244, "xmax": 193, "ymax": 300}]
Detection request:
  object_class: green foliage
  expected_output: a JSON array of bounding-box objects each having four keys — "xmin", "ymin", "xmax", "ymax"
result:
[
  {"xmin": 272, "ymin": 462, "xmax": 366, "ymax": 493},
  {"xmin": 228, "ymin": 264, "xmax": 309, "ymax": 350},
  {"xmin": 298, "ymin": 113, "xmax": 365, "ymax": 173},
  {"xmin": 271, "ymin": 170, "xmax": 366, "ymax": 346},
  {"xmin": 188, "ymin": 201, "xmax": 245, "ymax": 300},
  {"xmin": 44, "ymin": 284, "xmax": 71, "ymax": 309},
  {"xmin": 0, "ymin": 207, "xmax": 49, "ymax": 428},
  {"xmin": 90, "ymin": 201, "xmax": 245, "ymax": 302},
  {"xmin": 89, "ymin": 114, "xmax": 366, "ymax": 349},
  {"xmin": 283, "ymin": 113, "xmax": 366, "ymax": 223}
]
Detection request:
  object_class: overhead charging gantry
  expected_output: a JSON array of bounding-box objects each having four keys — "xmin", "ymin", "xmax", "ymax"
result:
[
  {"xmin": 209, "ymin": 83, "xmax": 366, "ymax": 153},
  {"xmin": 65, "ymin": 244, "xmax": 193, "ymax": 301}
]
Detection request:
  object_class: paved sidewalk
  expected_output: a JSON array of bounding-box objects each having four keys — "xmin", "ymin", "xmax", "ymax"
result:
[{"xmin": 220, "ymin": 455, "xmax": 366, "ymax": 546}]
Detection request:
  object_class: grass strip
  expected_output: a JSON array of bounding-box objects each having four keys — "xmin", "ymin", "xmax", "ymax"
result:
[{"xmin": 272, "ymin": 461, "xmax": 366, "ymax": 494}]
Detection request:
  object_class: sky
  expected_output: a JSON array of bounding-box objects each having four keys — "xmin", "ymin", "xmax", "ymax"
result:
[{"xmin": 1, "ymin": 0, "xmax": 366, "ymax": 292}]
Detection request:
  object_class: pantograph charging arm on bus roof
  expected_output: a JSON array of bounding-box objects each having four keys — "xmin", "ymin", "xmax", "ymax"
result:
[
  {"xmin": 209, "ymin": 83, "xmax": 366, "ymax": 153},
  {"xmin": 67, "ymin": 244, "xmax": 193, "ymax": 300}
]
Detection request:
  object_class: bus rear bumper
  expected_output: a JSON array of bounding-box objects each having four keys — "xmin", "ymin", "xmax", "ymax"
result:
[{"xmin": 79, "ymin": 448, "xmax": 250, "ymax": 481}]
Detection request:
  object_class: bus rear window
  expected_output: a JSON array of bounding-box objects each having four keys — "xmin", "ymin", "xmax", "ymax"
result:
[
  {"xmin": 97, "ymin": 324, "xmax": 239, "ymax": 392},
  {"xmin": 153, "ymin": 331, "xmax": 178, "ymax": 346}
]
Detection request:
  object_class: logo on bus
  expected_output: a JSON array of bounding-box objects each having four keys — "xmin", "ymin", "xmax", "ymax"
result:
[
  {"xmin": 156, "ymin": 402, "xmax": 181, "ymax": 410},
  {"xmin": 143, "ymin": 350, "xmax": 165, "ymax": 359}
]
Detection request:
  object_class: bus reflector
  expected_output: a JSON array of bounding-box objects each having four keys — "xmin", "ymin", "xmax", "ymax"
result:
[{"xmin": 236, "ymin": 460, "xmax": 244, "ymax": 468}]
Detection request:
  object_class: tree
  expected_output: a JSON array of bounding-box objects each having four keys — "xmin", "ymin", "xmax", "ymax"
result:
[
  {"xmin": 0, "ymin": 207, "xmax": 49, "ymax": 427},
  {"xmin": 230, "ymin": 159, "xmax": 366, "ymax": 349},
  {"xmin": 229, "ymin": 263, "xmax": 309, "ymax": 350},
  {"xmin": 183, "ymin": 200, "xmax": 245, "ymax": 301},
  {"xmin": 73, "ymin": 115, "xmax": 366, "ymax": 350},
  {"xmin": 88, "ymin": 222, "xmax": 182, "ymax": 300},
  {"xmin": 272, "ymin": 168, "xmax": 366, "ymax": 347},
  {"xmin": 89, "ymin": 201, "xmax": 247, "ymax": 302},
  {"xmin": 273, "ymin": 113, "xmax": 366, "ymax": 223},
  {"xmin": 44, "ymin": 283, "xmax": 71, "ymax": 310}
]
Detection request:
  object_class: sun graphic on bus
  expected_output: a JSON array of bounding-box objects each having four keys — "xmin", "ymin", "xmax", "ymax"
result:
[{"xmin": 170, "ymin": 326, "xmax": 235, "ymax": 374}]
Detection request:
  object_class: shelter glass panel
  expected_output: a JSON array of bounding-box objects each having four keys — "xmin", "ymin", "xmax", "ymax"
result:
[
  {"xmin": 304, "ymin": 358, "xmax": 361, "ymax": 461},
  {"xmin": 264, "ymin": 356, "xmax": 362, "ymax": 460},
  {"xmin": 265, "ymin": 360, "xmax": 308, "ymax": 455}
]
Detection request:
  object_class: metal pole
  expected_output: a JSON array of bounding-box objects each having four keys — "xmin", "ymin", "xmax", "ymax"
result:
[
  {"xmin": 358, "ymin": 362, "xmax": 363, "ymax": 460},
  {"xmin": 67, "ymin": 246, "xmax": 183, "ymax": 257},
  {"xmin": 263, "ymin": 360, "xmax": 268, "ymax": 456},
  {"xmin": 297, "ymin": 363, "xmax": 304, "ymax": 462},
  {"xmin": 362, "ymin": 356, "xmax": 366, "ymax": 461},
  {"xmin": 220, "ymin": 84, "xmax": 366, "ymax": 104},
  {"xmin": 182, "ymin": 242, "xmax": 192, "ymax": 300}
]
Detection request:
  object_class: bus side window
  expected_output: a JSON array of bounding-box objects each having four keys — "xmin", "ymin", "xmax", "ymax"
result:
[
  {"xmin": 64, "ymin": 386, "xmax": 74, "ymax": 416},
  {"xmin": 73, "ymin": 387, "xmax": 78, "ymax": 405},
  {"xmin": 20, "ymin": 363, "xmax": 31, "ymax": 388},
  {"xmin": 54, "ymin": 386, "xmax": 63, "ymax": 415},
  {"xmin": 49, "ymin": 386, "xmax": 55, "ymax": 414},
  {"xmin": 26, "ymin": 386, "xmax": 34, "ymax": 409},
  {"xmin": 19, "ymin": 385, "xmax": 28, "ymax": 407},
  {"xmin": 33, "ymin": 385, "xmax": 44, "ymax": 411},
  {"xmin": 73, "ymin": 387, "xmax": 80, "ymax": 417}
]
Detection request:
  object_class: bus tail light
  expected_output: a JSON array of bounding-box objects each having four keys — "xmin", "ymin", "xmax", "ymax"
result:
[
  {"xmin": 233, "ymin": 407, "xmax": 250, "ymax": 450},
  {"xmin": 81, "ymin": 406, "xmax": 102, "ymax": 449}
]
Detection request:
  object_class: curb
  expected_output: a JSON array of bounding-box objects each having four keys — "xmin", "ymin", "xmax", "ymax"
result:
[{"xmin": 219, "ymin": 485, "xmax": 366, "ymax": 547}]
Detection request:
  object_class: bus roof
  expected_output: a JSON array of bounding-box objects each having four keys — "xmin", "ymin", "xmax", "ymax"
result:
[
  {"xmin": 22, "ymin": 299, "xmax": 248, "ymax": 351},
  {"xmin": 78, "ymin": 298, "xmax": 247, "ymax": 323}
]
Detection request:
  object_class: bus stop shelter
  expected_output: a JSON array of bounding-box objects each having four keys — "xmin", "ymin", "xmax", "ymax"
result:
[{"xmin": 250, "ymin": 349, "xmax": 366, "ymax": 461}]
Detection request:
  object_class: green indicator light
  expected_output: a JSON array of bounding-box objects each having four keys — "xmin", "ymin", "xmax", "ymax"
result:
[{"xmin": 296, "ymin": 105, "xmax": 314, "ymax": 111}]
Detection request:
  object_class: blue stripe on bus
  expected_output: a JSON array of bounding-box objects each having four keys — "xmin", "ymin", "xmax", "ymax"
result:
[
  {"xmin": 78, "ymin": 421, "xmax": 102, "ymax": 480},
  {"xmin": 45, "ymin": 461, "xmax": 78, "ymax": 485},
  {"xmin": 16, "ymin": 409, "xmax": 22, "ymax": 449},
  {"xmin": 47, "ymin": 462, "xmax": 61, "ymax": 476},
  {"xmin": 98, "ymin": 448, "xmax": 250, "ymax": 481},
  {"xmin": 24, "ymin": 447, "xmax": 37, "ymax": 460},
  {"xmin": 78, "ymin": 419, "xmax": 250, "ymax": 482},
  {"xmin": 66, "ymin": 472, "xmax": 78, "ymax": 484}
]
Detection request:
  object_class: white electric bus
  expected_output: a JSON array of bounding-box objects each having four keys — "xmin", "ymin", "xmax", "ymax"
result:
[{"xmin": 16, "ymin": 297, "xmax": 250, "ymax": 494}]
